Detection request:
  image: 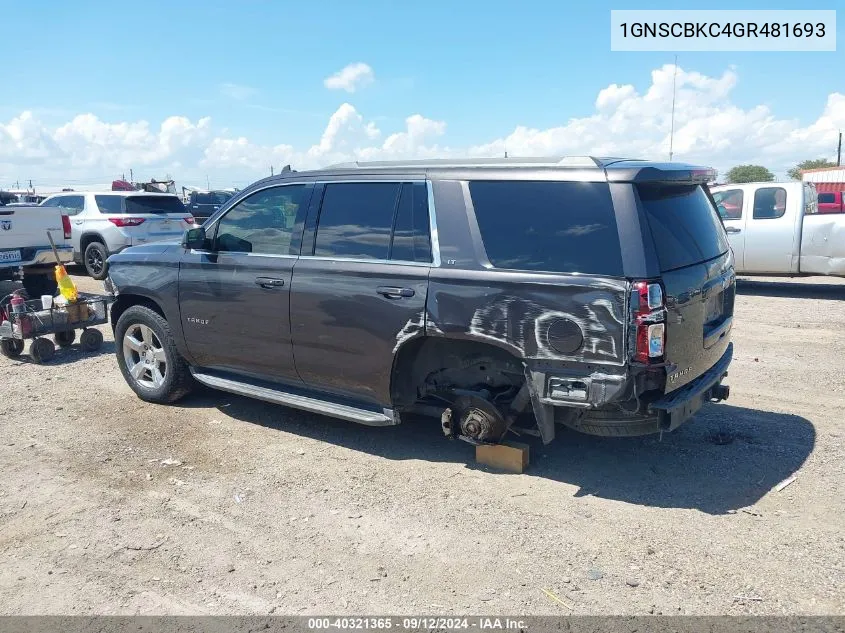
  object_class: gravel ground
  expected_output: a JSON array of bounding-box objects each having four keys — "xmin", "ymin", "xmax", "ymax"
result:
[{"xmin": 1, "ymin": 272, "xmax": 843, "ymax": 615}]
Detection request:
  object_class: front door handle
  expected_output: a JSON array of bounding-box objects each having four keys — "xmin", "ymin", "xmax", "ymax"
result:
[
  {"xmin": 725, "ymin": 227, "xmax": 742, "ymax": 234},
  {"xmin": 255, "ymin": 277, "xmax": 285, "ymax": 289},
  {"xmin": 377, "ymin": 286, "xmax": 415, "ymax": 299}
]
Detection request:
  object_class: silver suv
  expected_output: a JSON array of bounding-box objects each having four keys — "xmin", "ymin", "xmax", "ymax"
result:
[{"xmin": 40, "ymin": 191, "xmax": 195, "ymax": 279}]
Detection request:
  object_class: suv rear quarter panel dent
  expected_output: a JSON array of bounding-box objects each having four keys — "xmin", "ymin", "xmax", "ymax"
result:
[{"xmin": 425, "ymin": 272, "xmax": 628, "ymax": 366}]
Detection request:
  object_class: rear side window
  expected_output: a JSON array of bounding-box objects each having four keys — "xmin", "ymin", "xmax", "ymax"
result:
[
  {"xmin": 712, "ymin": 189, "xmax": 744, "ymax": 219},
  {"xmin": 95, "ymin": 195, "xmax": 123, "ymax": 214},
  {"xmin": 469, "ymin": 181, "xmax": 623, "ymax": 276},
  {"xmin": 388, "ymin": 183, "xmax": 432, "ymax": 263},
  {"xmin": 315, "ymin": 182, "xmax": 399, "ymax": 259},
  {"xmin": 752, "ymin": 187, "xmax": 786, "ymax": 220},
  {"xmin": 312, "ymin": 182, "xmax": 431, "ymax": 263},
  {"xmin": 638, "ymin": 184, "xmax": 729, "ymax": 272},
  {"xmin": 818, "ymin": 193, "xmax": 835, "ymax": 204}
]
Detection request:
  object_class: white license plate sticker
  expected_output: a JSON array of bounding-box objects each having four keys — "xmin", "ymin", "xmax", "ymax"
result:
[{"xmin": 0, "ymin": 250, "xmax": 21, "ymax": 263}]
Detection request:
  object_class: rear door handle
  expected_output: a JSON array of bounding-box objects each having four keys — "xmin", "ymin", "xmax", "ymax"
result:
[
  {"xmin": 377, "ymin": 286, "xmax": 415, "ymax": 299},
  {"xmin": 255, "ymin": 277, "xmax": 285, "ymax": 289},
  {"xmin": 725, "ymin": 227, "xmax": 742, "ymax": 234}
]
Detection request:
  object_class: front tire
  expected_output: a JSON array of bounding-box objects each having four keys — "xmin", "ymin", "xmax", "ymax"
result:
[
  {"xmin": 115, "ymin": 305, "xmax": 193, "ymax": 403},
  {"xmin": 84, "ymin": 241, "xmax": 109, "ymax": 280}
]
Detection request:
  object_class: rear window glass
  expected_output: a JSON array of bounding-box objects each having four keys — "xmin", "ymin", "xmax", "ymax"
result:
[
  {"xmin": 818, "ymin": 193, "xmax": 835, "ymax": 204},
  {"xmin": 638, "ymin": 184, "xmax": 729, "ymax": 272},
  {"xmin": 96, "ymin": 195, "xmax": 186, "ymax": 214},
  {"xmin": 469, "ymin": 181, "xmax": 623, "ymax": 276},
  {"xmin": 127, "ymin": 196, "xmax": 186, "ymax": 214}
]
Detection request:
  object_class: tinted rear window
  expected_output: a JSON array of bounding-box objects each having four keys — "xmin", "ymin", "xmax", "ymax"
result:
[
  {"xmin": 638, "ymin": 184, "xmax": 729, "ymax": 272},
  {"xmin": 469, "ymin": 181, "xmax": 623, "ymax": 276},
  {"xmin": 818, "ymin": 193, "xmax": 835, "ymax": 204},
  {"xmin": 96, "ymin": 195, "xmax": 185, "ymax": 214}
]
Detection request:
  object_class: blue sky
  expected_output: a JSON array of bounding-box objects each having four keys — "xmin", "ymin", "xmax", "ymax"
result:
[{"xmin": 1, "ymin": 0, "xmax": 843, "ymax": 188}]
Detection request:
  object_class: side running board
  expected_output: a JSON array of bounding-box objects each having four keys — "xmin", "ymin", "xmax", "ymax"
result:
[{"xmin": 190, "ymin": 370, "xmax": 398, "ymax": 427}]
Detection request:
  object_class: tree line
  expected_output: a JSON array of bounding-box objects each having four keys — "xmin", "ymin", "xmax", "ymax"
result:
[{"xmin": 723, "ymin": 159, "xmax": 838, "ymax": 184}]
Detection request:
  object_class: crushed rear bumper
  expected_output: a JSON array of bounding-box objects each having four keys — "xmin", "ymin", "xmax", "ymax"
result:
[{"xmin": 649, "ymin": 343, "xmax": 733, "ymax": 431}]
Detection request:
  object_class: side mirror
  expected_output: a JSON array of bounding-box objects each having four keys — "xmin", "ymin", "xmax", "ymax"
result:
[{"xmin": 183, "ymin": 226, "xmax": 208, "ymax": 250}]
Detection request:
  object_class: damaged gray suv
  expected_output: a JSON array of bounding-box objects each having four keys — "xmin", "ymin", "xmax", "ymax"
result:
[{"xmin": 106, "ymin": 157, "xmax": 734, "ymax": 446}]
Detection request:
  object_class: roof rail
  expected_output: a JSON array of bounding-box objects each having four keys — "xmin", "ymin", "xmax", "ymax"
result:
[{"xmin": 324, "ymin": 156, "xmax": 640, "ymax": 170}]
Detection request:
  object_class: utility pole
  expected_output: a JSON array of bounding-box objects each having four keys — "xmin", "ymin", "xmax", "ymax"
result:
[
  {"xmin": 130, "ymin": 168, "xmax": 134, "ymax": 183},
  {"xmin": 206, "ymin": 174, "xmax": 210, "ymax": 190},
  {"xmin": 669, "ymin": 54, "xmax": 678, "ymax": 162},
  {"xmin": 838, "ymin": 131, "xmax": 842, "ymax": 167}
]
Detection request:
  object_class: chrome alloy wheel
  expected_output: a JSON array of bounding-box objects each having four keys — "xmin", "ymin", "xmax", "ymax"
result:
[{"xmin": 123, "ymin": 323, "xmax": 167, "ymax": 389}]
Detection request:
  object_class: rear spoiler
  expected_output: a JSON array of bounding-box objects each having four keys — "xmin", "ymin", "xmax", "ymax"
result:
[{"xmin": 606, "ymin": 163, "xmax": 716, "ymax": 184}]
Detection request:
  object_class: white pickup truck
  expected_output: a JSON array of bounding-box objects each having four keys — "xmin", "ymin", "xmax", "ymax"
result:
[
  {"xmin": 710, "ymin": 181, "xmax": 845, "ymax": 276},
  {"xmin": 0, "ymin": 202, "xmax": 75, "ymax": 296}
]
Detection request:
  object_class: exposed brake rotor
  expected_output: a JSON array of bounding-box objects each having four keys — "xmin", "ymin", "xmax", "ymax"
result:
[{"xmin": 441, "ymin": 394, "xmax": 508, "ymax": 444}]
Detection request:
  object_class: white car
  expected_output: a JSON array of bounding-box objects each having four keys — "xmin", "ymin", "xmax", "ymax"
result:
[
  {"xmin": 711, "ymin": 181, "xmax": 845, "ymax": 276},
  {"xmin": 40, "ymin": 191, "xmax": 195, "ymax": 279},
  {"xmin": 0, "ymin": 201, "xmax": 73, "ymax": 295}
]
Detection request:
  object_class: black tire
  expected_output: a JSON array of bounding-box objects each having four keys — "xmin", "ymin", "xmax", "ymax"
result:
[
  {"xmin": 22, "ymin": 273, "xmax": 58, "ymax": 298},
  {"xmin": 114, "ymin": 305, "xmax": 194, "ymax": 403},
  {"xmin": 55, "ymin": 330, "xmax": 76, "ymax": 348},
  {"xmin": 30, "ymin": 337, "xmax": 56, "ymax": 364},
  {"xmin": 1, "ymin": 338, "xmax": 24, "ymax": 358},
  {"xmin": 84, "ymin": 241, "xmax": 109, "ymax": 280},
  {"xmin": 79, "ymin": 328, "xmax": 103, "ymax": 351},
  {"xmin": 562, "ymin": 408, "xmax": 661, "ymax": 437}
]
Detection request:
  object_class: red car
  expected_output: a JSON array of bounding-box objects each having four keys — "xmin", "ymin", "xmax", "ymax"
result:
[{"xmin": 818, "ymin": 191, "xmax": 844, "ymax": 213}]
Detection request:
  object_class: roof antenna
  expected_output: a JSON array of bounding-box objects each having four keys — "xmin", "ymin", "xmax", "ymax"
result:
[
  {"xmin": 504, "ymin": 151, "xmax": 508, "ymax": 158},
  {"xmin": 281, "ymin": 164, "xmax": 292, "ymax": 173},
  {"xmin": 668, "ymin": 54, "xmax": 678, "ymax": 162}
]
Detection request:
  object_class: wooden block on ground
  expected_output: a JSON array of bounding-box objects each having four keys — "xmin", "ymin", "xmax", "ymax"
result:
[{"xmin": 475, "ymin": 441, "xmax": 530, "ymax": 473}]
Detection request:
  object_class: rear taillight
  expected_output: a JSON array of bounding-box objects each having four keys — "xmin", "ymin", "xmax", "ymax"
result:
[
  {"xmin": 61, "ymin": 214, "xmax": 72, "ymax": 240},
  {"xmin": 108, "ymin": 217, "xmax": 146, "ymax": 227},
  {"xmin": 184, "ymin": 216, "xmax": 196, "ymax": 224},
  {"xmin": 633, "ymin": 281, "xmax": 665, "ymax": 364}
]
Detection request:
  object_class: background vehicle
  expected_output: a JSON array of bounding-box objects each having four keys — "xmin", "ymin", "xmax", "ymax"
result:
[
  {"xmin": 0, "ymin": 200, "xmax": 73, "ymax": 296},
  {"xmin": 40, "ymin": 191, "xmax": 194, "ymax": 280},
  {"xmin": 107, "ymin": 157, "xmax": 733, "ymax": 445},
  {"xmin": 712, "ymin": 181, "xmax": 845, "ymax": 276},
  {"xmin": 817, "ymin": 191, "xmax": 844, "ymax": 214},
  {"xmin": 182, "ymin": 188, "xmax": 236, "ymax": 223}
]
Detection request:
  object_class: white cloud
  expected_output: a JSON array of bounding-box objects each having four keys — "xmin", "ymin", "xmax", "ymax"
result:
[
  {"xmin": 3, "ymin": 64, "xmax": 845, "ymax": 191},
  {"xmin": 323, "ymin": 63, "xmax": 375, "ymax": 93},
  {"xmin": 219, "ymin": 82, "xmax": 256, "ymax": 101}
]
